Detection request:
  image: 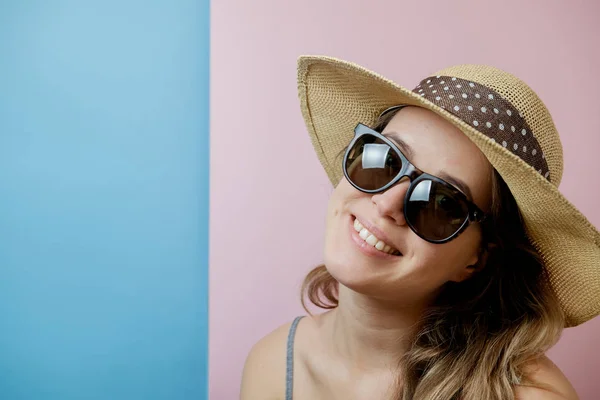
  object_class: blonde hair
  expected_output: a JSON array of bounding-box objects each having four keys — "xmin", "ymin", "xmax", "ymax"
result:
[{"xmin": 301, "ymin": 110, "xmax": 565, "ymax": 400}]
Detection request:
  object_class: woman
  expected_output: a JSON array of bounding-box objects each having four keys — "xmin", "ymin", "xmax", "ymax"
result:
[{"xmin": 240, "ymin": 57, "xmax": 600, "ymax": 399}]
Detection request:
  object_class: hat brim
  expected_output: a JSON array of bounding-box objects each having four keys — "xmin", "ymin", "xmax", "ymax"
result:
[{"xmin": 297, "ymin": 55, "xmax": 600, "ymax": 327}]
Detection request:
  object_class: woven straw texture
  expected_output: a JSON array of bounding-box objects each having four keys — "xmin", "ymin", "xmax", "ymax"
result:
[{"xmin": 297, "ymin": 55, "xmax": 600, "ymax": 327}]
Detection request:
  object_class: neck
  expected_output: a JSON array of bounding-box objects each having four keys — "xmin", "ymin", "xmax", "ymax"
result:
[{"xmin": 324, "ymin": 285, "xmax": 429, "ymax": 372}]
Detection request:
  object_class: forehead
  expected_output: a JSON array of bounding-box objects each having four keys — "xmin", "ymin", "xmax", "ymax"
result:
[{"xmin": 382, "ymin": 106, "xmax": 493, "ymax": 208}]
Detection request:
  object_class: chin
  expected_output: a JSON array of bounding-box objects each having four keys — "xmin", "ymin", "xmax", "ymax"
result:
[{"xmin": 323, "ymin": 248, "xmax": 393, "ymax": 297}]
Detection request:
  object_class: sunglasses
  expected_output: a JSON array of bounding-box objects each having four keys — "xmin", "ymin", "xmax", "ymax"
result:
[{"xmin": 343, "ymin": 123, "xmax": 487, "ymax": 244}]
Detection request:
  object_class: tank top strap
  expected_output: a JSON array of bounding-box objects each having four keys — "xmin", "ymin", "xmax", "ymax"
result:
[{"xmin": 285, "ymin": 316, "xmax": 305, "ymax": 400}]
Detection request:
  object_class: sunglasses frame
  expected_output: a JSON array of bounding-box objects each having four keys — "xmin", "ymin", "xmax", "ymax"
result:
[{"xmin": 343, "ymin": 123, "xmax": 487, "ymax": 244}]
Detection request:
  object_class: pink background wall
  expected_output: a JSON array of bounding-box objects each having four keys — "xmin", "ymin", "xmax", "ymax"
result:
[{"xmin": 211, "ymin": 1, "xmax": 600, "ymax": 398}]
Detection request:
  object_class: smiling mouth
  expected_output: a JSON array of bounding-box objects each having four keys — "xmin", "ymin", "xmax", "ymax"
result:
[{"xmin": 353, "ymin": 217, "xmax": 402, "ymax": 256}]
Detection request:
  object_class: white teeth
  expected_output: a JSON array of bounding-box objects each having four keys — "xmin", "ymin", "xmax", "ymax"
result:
[
  {"xmin": 352, "ymin": 217, "xmax": 399, "ymax": 255},
  {"xmin": 366, "ymin": 234, "xmax": 378, "ymax": 246},
  {"xmin": 359, "ymin": 228, "xmax": 370, "ymax": 240}
]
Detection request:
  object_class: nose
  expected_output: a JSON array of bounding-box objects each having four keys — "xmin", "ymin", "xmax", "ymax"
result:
[{"xmin": 371, "ymin": 178, "xmax": 410, "ymax": 225}]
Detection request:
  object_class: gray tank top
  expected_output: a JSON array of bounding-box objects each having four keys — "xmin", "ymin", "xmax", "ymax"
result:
[{"xmin": 285, "ymin": 316, "xmax": 304, "ymax": 400}]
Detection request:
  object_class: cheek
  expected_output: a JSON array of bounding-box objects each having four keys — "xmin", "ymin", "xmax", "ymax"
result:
[
  {"xmin": 407, "ymin": 227, "xmax": 482, "ymax": 280},
  {"xmin": 324, "ymin": 181, "xmax": 352, "ymax": 250},
  {"xmin": 326, "ymin": 179, "xmax": 360, "ymax": 217},
  {"xmin": 327, "ymin": 190, "xmax": 342, "ymax": 218}
]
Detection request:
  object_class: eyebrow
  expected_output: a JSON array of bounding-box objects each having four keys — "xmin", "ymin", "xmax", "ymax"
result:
[
  {"xmin": 386, "ymin": 132, "xmax": 414, "ymax": 160},
  {"xmin": 436, "ymin": 171, "xmax": 474, "ymax": 201},
  {"xmin": 384, "ymin": 131, "xmax": 474, "ymax": 201}
]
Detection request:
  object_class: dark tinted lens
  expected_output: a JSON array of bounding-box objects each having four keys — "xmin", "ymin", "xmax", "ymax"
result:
[
  {"xmin": 406, "ymin": 179, "xmax": 469, "ymax": 241},
  {"xmin": 345, "ymin": 134, "xmax": 402, "ymax": 191}
]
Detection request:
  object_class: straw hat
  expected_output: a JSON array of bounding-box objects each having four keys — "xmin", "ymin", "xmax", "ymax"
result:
[{"xmin": 297, "ymin": 55, "xmax": 600, "ymax": 327}]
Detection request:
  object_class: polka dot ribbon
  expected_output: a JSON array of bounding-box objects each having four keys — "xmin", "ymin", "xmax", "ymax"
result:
[{"xmin": 413, "ymin": 76, "xmax": 550, "ymax": 181}]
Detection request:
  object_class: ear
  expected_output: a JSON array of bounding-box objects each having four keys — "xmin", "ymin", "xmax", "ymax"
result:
[
  {"xmin": 451, "ymin": 242, "xmax": 496, "ymax": 283},
  {"xmin": 451, "ymin": 264, "xmax": 481, "ymax": 283}
]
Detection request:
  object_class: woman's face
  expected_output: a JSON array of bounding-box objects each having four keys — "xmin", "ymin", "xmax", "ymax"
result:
[{"xmin": 324, "ymin": 106, "xmax": 494, "ymax": 303}]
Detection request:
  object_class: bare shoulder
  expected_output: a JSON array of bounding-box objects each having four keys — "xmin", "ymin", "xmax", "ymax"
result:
[
  {"xmin": 240, "ymin": 318, "xmax": 300, "ymax": 400},
  {"xmin": 514, "ymin": 355, "xmax": 579, "ymax": 400}
]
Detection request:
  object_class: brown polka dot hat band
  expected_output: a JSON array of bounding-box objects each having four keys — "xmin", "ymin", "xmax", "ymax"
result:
[
  {"xmin": 297, "ymin": 55, "xmax": 600, "ymax": 327},
  {"xmin": 413, "ymin": 75, "xmax": 549, "ymax": 179}
]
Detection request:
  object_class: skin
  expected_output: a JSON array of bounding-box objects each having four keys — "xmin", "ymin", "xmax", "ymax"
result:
[{"xmin": 240, "ymin": 107, "xmax": 578, "ymax": 400}]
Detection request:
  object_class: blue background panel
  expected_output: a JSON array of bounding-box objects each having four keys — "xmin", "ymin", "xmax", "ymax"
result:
[{"xmin": 0, "ymin": 1, "xmax": 209, "ymax": 399}]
